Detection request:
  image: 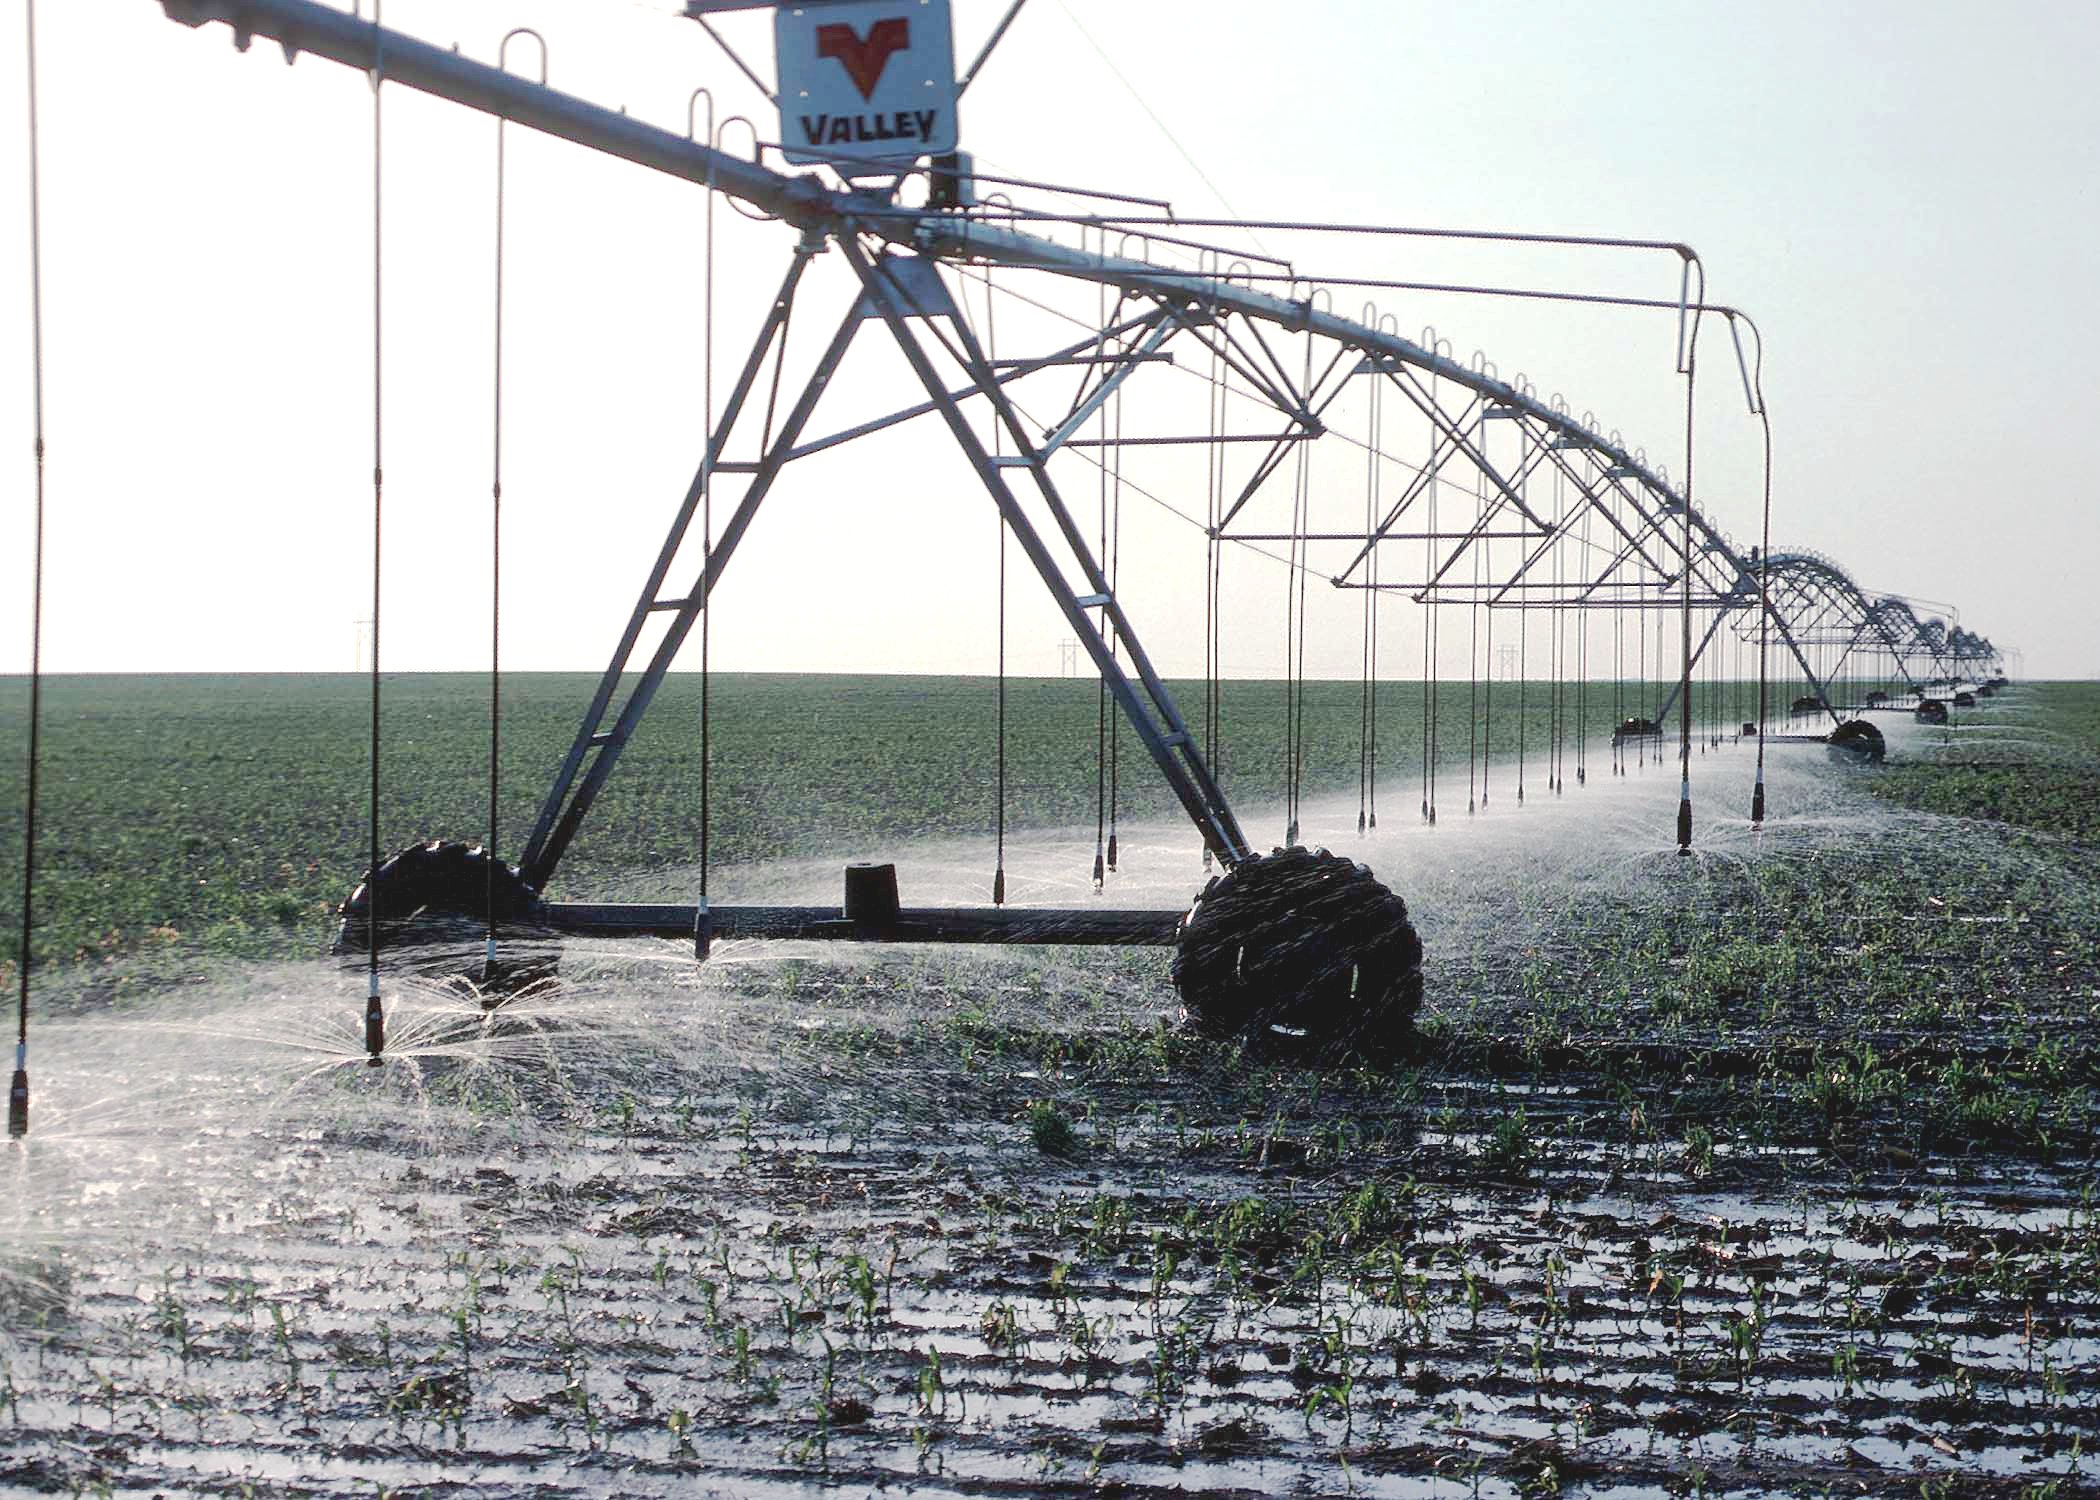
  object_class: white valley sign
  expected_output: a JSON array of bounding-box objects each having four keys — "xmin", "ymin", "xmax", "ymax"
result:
[{"xmin": 775, "ymin": 0, "xmax": 959, "ymax": 169}]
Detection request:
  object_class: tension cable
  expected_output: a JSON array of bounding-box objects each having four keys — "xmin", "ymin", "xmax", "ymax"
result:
[
  {"xmin": 979, "ymin": 267, "xmax": 1006, "ymax": 903},
  {"xmin": 1516, "ymin": 464, "xmax": 1529, "ymax": 805},
  {"xmin": 1281, "ymin": 338, "xmax": 1314, "ymax": 848},
  {"xmin": 485, "ymin": 30, "xmax": 545, "ymax": 980},
  {"xmin": 1090, "ymin": 273, "xmax": 1111, "ymax": 889},
  {"xmin": 1105, "ymin": 384, "xmax": 1123, "ymax": 874},
  {"xmin": 1466, "ymin": 469, "xmax": 1480, "ymax": 816},
  {"xmin": 1480, "ymin": 467, "xmax": 1494, "ymax": 811},
  {"xmin": 1357, "ymin": 374, "xmax": 1379, "ymax": 836},
  {"xmin": 1420, "ymin": 370, "xmax": 1438, "ymax": 826},
  {"xmin": 1200, "ymin": 305, "xmax": 1223, "ymax": 869},
  {"xmin": 699, "ymin": 98, "xmax": 719, "ymax": 916},
  {"xmin": 1576, "ymin": 497, "xmax": 1590, "ymax": 784},
  {"xmin": 12, "ymin": 0, "xmax": 48, "ymax": 1137},
  {"xmin": 1752, "ymin": 404, "xmax": 1773, "ymax": 824},
  {"xmin": 364, "ymin": 7, "xmax": 387, "ymax": 1065}
]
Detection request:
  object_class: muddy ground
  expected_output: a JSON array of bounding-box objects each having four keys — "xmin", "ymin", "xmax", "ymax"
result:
[{"xmin": 3, "ymin": 703, "xmax": 2096, "ymax": 1497}]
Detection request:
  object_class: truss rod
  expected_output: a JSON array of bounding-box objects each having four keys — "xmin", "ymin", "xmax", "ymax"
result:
[{"xmin": 155, "ymin": 0, "xmax": 1711, "ymax": 550}]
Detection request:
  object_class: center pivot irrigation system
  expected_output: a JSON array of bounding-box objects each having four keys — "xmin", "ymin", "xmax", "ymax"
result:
[{"xmin": 8, "ymin": 0, "xmax": 2007, "ymax": 1126}]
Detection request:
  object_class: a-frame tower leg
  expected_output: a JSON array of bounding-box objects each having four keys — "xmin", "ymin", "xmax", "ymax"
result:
[{"xmin": 838, "ymin": 239, "xmax": 1252, "ymax": 866}]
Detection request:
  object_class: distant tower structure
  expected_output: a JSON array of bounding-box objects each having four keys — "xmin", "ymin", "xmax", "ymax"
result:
[
  {"xmin": 1059, "ymin": 639, "xmax": 1082, "ymax": 677},
  {"xmin": 1494, "ymin": 642, "xmax": 1521, "ymax": 680}
]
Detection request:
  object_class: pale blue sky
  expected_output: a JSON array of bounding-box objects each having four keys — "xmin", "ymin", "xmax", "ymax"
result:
[{"xmin": 1, "ymin": 0, "xmax": 2093, "ymax": 676}]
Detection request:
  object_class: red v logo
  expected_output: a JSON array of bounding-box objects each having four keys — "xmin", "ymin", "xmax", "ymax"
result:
[{"xmin": 816, "ymin": 17, "xmax": 911, "ymax": 102}]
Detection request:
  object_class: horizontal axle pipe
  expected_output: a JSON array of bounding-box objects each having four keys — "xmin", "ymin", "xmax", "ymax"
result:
[{"xmin": 541, "ymin": 901, "xmax": 1181, "ymax": 946}]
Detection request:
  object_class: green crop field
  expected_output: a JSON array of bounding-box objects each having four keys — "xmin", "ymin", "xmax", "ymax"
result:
[
  {"xmin": 7, "ymin": 680, "xmax": 2098, "ymax": 1498},
  {"xmin": 1869, "ymin": 680, "xmax": 2100, "ymax": 843},
  {"xmin": 0, "ymin": 670, "xmax": 1769, "ymax": 994}
]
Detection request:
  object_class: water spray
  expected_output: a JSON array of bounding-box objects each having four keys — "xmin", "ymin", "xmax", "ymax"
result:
[{"xmin": 111, "ymin": 0, "xmax": 2009, "ymax": 1065}]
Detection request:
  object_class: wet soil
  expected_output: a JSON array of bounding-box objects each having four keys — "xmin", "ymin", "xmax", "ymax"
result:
[{"xmin": 3, "ymin": 706, "xmax": 2095, "ymax": 1497}]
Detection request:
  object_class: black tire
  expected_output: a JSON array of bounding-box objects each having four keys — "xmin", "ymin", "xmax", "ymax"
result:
[
  {"xmin": 1916, "ymin": 699, "xmax": 1949, "ymax": 725},
  {"xmin": 336, "ymin": 839, "xmax": 554, "ymax": 996},
  {"xmin": 1826, "ymin": 718, "xmax": 1886, "ymax": 764},
  {"xmin": 1172, "ymin": 846, "xmax": 1423, "ymax": 1060}
]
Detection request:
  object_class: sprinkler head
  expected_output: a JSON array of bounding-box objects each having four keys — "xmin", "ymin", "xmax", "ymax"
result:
[
  {"xmin": 1106, "ymin": 833, "xmax": 1118, "ymax": 872},
  {"xmin": 364, "ymin": 987, "xmax": 386, "ymax": 1066},
  {"xmin": 1285, "ymin": 821, "xmax": 1299, "ymax": 846},
  {"xmin": 8, "ymin": 1057, "xmax": 25, "ymax": 1138},
  {"xmin": 991, "ymin": 867, "xmax": 1005, "ymax": 906},
  {"xmin": 1357, "ymin": 811, "xmax": 1366, "ymax": 835},
  {"xmin": 1091, "ymin": 850, "xmax": 1104, "ymax": 891},
  {"xmin": 1676, "ymin": 790, "xmax": 1693, "ymax": 852}
]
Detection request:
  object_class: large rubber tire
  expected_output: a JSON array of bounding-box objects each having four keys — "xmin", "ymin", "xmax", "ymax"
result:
[
  {"xmin": 336, "ymin": 839, "xmax": 553, "ymax": 995},
  {"xmin": 1916, "ymin": 699, "xmax": 1949, "ymax": 725},
  {"xmin": 1172, "ymin": 846, "xmax": 1423, "ymax": 1060},
  {"xmin": 1826, "ymin": 718, "xmax": 1886, "ymax": 764}
]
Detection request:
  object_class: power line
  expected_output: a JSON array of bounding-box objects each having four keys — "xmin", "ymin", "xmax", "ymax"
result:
[{"xmin": 1050, "ymin": 0, "xmax": 1276, "ymax": 262}]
